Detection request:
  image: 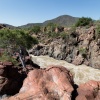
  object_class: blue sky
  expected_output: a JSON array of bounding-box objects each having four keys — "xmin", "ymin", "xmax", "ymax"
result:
[{"xmin": 0, "ymin": 0, "xmax": 100, "ymax": 26}]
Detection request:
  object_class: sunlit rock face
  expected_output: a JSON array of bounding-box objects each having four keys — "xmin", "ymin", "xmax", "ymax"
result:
[
  {"xmin": 76, "ymin": 80, "xmax": 100, "ymax": 100},
  {"xmin": 2, "ymin": 55, "xmax": 100, "ymax": 100},
  {"xmin": 30, "ymin": 55, "xmax": 100, "ymax": 85},
  {"xmin": 4, "ymin": 66, "xmax": 74, "ymax": 100},
  {"xmin": 30, "ymin": 26, "xmax": 100, "ymax": 69}
]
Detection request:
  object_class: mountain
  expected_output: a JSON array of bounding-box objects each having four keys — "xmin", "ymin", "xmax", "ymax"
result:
[
  {"xmin": 18, "ymin": 15, "xmax": 79, "ymax": 28},
  {"xmin": 0, "ymin": 23, "xmax": 16, "ymax": 29},
  {"xmin": 18, "ymin": 23, "xmax": 42, "ymax": 28},
  {"xmin": 1, "ymin": 15, "xmax": 79, "ymax": 28},
  {"xmin": 43, "ymin": 15, "xmax": 78, "ymax": 26}
]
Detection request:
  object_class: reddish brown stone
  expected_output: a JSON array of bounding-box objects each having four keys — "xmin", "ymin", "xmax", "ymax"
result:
[
  {"xmin": 3, "ymin": 62, "xmax": 13, "ymax": 66},
  {"xmin": 5, "ymin": 66, "xmax": 74, "ymax": 100},
  {"xmin": 0, "ymin": 62, "xmax": 26, "ymax": 95},
  {"xmin": 0, "ymin": 65, "xmax": 5, "ymax": 69},
  {"xmin": 76, "ymin": 80, "xmax": 100, "ymax": 100}
]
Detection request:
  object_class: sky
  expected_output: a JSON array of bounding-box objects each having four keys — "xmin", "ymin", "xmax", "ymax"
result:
[{"xmin": 0, "ymin": 0, "xmax": 100, "ymax": 26}]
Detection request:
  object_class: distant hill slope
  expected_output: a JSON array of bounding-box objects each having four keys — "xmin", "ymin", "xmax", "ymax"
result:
[
  {"xmin": 43, "ymin": 15, "xmax": 79, "ymax": 26},
  {"xmin": 1, "ymin": 15, "xmax": 79, "ymax": 28},
  {"xmin": 0, "ymin": 23, "xmax": 15, "ymax": 29},
  {"xmin": 18, "ymin": 23, "xmax": 42, "ymax": 28},
  {"xmin": 18, "ymin": 15, "xmax": 79, "ymax": 28}
]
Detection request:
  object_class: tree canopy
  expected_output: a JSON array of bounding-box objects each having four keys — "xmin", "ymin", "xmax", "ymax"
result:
[
  {"xmin": 0, "ymin": 29, "xmax": 38, "ymax": 68},
  {"xmin": 75, "ymin": 17, "xmax": 93, "ymax": 27},
  {"xmin": 0, "ymin": 29, "xmax": 38, "ymax": 50}
]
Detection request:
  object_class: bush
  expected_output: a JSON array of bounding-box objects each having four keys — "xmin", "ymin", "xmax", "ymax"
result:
[
  {"xmin": 31, "ymin": 26, "xmax": 41, "ymax": 34},
  {"xmin": 60, "ymin": 32, "xmax": 69, "ymax": 40},
  {"xmin": 0, "ymin": 29, "xmax": 38, "ymax": 50},
  {"xmin": 0, "ymin": 52, "xmax": 18, "ymax": 65},
  {"xmin": 79, "ymin": 47, "xmax": 87, "ymax": 58},
  {"xmin": 0, "ymin": 29, "xmax": 39, "ymax": 68},
  {"xmin": 96, "ymin": 24, "xmax": 100, "ymax": 40},
  {"xmin": 75, "ymin": 17, "xmax": 93, "ymax": 27},
  {"xmin": 47, "ymin": 32, "xmax": 58, "ymax": 38}
]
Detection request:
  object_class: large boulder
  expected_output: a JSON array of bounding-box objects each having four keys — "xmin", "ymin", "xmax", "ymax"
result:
[
  {"xmin": 5, "ymin": 66, "xmax": 74, "ymax": 100},
  {"xmin": 30, "ymin": 55, "xmax": 100, "ymax": 85},
  {"xmin": 76, "ymin": 80, "xmax": 100, "ymax": 100}
]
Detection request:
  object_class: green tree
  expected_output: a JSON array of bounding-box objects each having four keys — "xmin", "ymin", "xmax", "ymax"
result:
[
  {"xmin": 0, "ymin": 29, "xmax": 38, "ymax": 68},
  {"xmin": 75, "ymin": 17, "xmax": 93, "ymax": 27}
]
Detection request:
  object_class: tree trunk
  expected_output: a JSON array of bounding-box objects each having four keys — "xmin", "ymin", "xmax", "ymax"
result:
[{"xmin": 19, "ymin": 48, "xmax": 26, "ymax": 69}]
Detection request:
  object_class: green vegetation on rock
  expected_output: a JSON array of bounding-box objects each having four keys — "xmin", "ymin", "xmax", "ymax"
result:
[
  {"xmin": 96, "ymin": 24, "xmax": 100, "ymax": 40},
  {"xmin": 0, "ymin": 52, "xmax": 18, "ymax": 65},
  {"xmin": 0, "ymin": 28, "xmax": 38, "ymax": 67},
  {"xmin": 79, "ymin": 47, "xmax": 87, "ymax": 58},
  {"xmin": 75, "ymin": 17, "xmax": 93, "ymax": 27},
  {"xmin": 30, "ymin": 25, "xmax": 41, "ymax": 34}
]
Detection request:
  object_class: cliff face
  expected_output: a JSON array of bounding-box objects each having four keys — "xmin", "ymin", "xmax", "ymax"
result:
[{"xmin": 29, "ymin": 26, "xmax": 100, "ymax": 69}]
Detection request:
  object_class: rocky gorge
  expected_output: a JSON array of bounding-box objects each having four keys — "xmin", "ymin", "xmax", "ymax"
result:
[
  {"xmin": 0, "ymin": 24, "xmax": 100, "ymax": 99},
  {"xmin": 0, "ymin": 54, "xmax": 99, "ymax": 100},
  {"xmin": 30, "ymin": 26, "xmax": 100, "ymax": 69}
]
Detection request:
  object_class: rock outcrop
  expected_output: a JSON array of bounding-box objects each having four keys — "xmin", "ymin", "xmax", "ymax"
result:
[
  {"xmin": 0, "ymin": 62, "xmax": 26, "ymax": 95},
  {"xmin": 30, "ymin": 55, "xmax": 100, "ymax": 85},
  {"xmin": 30, "ymin": 26, "xmax": 100, "ymax": 69},
  {"xmin": 4, "ymin": 66, "xmax": 74, "ymax": 100},
  {"xmin": 0, "ymin": 52, "xmax": 40, "ymax": 96},
  {"xmin": 76, "ymin": 80, "xmax": 100, "ymax": 100},
  {"xmin": 2, "ymin": 64, "xmax": 100, "ymax": 100}
]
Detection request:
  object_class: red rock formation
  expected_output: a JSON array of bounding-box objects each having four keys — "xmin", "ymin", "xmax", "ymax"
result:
[
  {"xmin": 5, "ymin": 66, "xmax": 74, "ymax": 100},
  {"xmin": 0, "ymin": 62, "xmax": 26, "ymax": 95},
  {"xmin": 76, "ymin": 80, "xmax": 100, "ymax": 100}
]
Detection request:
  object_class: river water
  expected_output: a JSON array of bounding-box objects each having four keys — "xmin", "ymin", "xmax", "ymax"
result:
[{"xmin": 30, "ymin": 55, "xmax": 100, "ymax": 85}]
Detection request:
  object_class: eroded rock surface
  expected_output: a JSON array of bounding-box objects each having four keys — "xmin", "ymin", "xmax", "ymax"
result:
[
  {"xmin": 30, "ymin": 55, "xmax": 100, "ymax": 85},
  {"xmin": 30, "ymin": 26, "xmax": 100, "ymax": 69},
  {"xmin": 5, "ymin": 66, "xmax": 74, "ymax": 100},
  {"xmin": 0, "ymin": 62, "xmax": 26, "ymax": 95},
  {"xmin": 76, "ymin": 80, "xmax": 100, "ymax": 100}
]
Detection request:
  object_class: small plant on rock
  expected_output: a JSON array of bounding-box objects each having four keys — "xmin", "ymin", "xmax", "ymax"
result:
[{"xmin": 79, "ymin": 47, "xmax": 87, "ymax": 58}]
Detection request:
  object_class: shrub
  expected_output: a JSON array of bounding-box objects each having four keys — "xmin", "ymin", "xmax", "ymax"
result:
[
  {"xmin": 0, "ymin": 29, "xmax": 38, "ymax": 68},
  {"xmin": 31, "ymin": 26, "xmax": 41, "ymax": 34},
  {"xmin": 47, "ymin": 32, "xmax": 58, "ymax": 38},
  {"xmin": 0, "ymin": 52, "xmax": 18, "ymax": 65},
  {"xmin": 60, "ymin": 32, "xmax": 69, "ymax": 40},
  {"xmin": 79, "ymin": 47, "xmax": 87, "ymax": 58},
  {"xmin": 75, "ymin": 17, "xmax": 93, "ymax": 27},
  {"xmin": 96, "ymin": 24, "xmax": 100, "ymax": 40},
  {"xmin": 46, "ymin": 23, "xmax": 57, "ymax": 33}
]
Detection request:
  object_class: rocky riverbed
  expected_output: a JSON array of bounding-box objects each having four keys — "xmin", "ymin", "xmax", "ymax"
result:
[
  {"xmin": 30, "ymin": 26, "xmax": 100, "ymax": 69},
  {"xmin": 30, "ymin": 55, "xmax": 100, "ymax": 85},
  {"xmin": 0, "ymin": 55, "xmax": 100, "ymax": 100}
]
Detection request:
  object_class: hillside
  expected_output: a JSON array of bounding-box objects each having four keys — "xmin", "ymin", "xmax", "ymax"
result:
[
  {"xmin": 43, "ymin": 15, "xmax": 78, "ymax": 26},
  {"xmin": 0, "ymin": 15, "xmax": 79, "ymax": 28},
  {"xmin": 18, "ymin": 23, "xmax": 42, "ymax": 28},
  {"xmin": 18, "ymin": 15, "xmax": 79, "ymax": 28}
]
